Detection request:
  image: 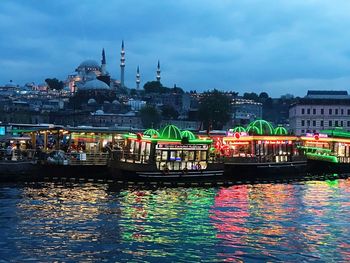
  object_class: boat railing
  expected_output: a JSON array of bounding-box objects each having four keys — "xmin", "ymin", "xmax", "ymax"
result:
[
  {"xmin": 338, "ymin": 157, "xmax": 350, "ymax": 163},
  {"xmin": 0, "ymin": 149, "xmax": 37, "ymax": 161},
  {"xmin": 223, "ymin": 153, "xmax": 300, "ymax": 163},
  {"xmin": 45, "ymin": 151, "xmax": 110, "ymax": 166}
]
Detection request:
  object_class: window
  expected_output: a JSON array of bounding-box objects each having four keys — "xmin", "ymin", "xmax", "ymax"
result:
[
  {"xmin": 335, "ymin": 109, "xmax": 338, "ymax": 115},
  {"xmin": 301, "ymin": 120, "xmax": 305, "ymax": 126},
  {"xmin": 313, "ymin": 120, "xmax": 316, "ymax": 126},
  {"xmin": 313, "ymin": 109, "xmax": 316, "ymax": 115},
  {"xmin": 341, "ymin": 109, "xmax": 344, "ymax": 115},
  {"xmin": 321, "ymin": 109, "xmax": 324, "ymax": 114},
  {"xmin": 329, "ymin": 120, "xmax": 332, "ymax": 127},
  {"xmin": 301, "ymin": 129, "xmax": 305, "ymax": 133},
  {"xmin": 348, "ymin": 121, "xmax": 350, "ymax": 127},
  {"xmin": 341, "ymin": 121, "xmax": 343, "ymax": 126},
  {"xmin": 329, "ymin": 109, "xmax": 332, "ymax": 115},
  {"xmin": 335, "ymin": 120, "xmax": 339, "ymax": 127},
  {"xmin": 301, "ymin": 108, "xmax": 305, "ymax": 114},
  {"xmin": 307, "ymin": 109, "xmax": 310, "ymax": 114},
  {"xmin": 320, "ymin": 120, "xmax": 324, "ymax": 127},
  {"xmin": 348, "ymin": 109, "xmax": 350, "ymax": 115},
  {"xmin": 307, "ymin": 120, "xmax": 310, "ymax": 126}
]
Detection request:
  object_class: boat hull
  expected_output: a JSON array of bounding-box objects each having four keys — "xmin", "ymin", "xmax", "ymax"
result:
[
  {"xmin": 224, "ymin": 160, "xmax": 308, "ymax": 180},
  {"xmin": 307, "ymin": 159, "xmax": 350, "ymax": 174},
  {"xmin": 109, "ymin": 161, "xmax": 225, "ymax": 183},
  {"xmin": 0, "ymin": 161, "xmax": 39, "ymax": 182}
]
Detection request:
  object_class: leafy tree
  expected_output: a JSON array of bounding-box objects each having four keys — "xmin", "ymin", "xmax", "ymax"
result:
[
  {"xmin": 160, "ymin": 105, "xmax": 179, "ymax": 120},
  {"xmin": 45, "ymin": 78, "xmax": 64, "ymax": 90},
  {"xmin": 243, "ymin": 92, "xmax": 259, "ymax": 101},
  {"xmin": 143, "ymin": 81, "xmax": 164, "ymax": 93},
  {"xmin": 139, "ymin": 105, "xmax": 161, "ymax": 128},
  {"xmin": 172, "ymin": 84, "xmax": 184, "ymax": 94},
  {"xmin": 198, "ymin": 89, "xmax": 232, "ymax": 130},
  {"xmin": 259, "ymin": 92, "xmax": 269, "ymax": 100},
  {"xmin": 129, "ymin": 88, "xmax": 138, "ymax": 96}
]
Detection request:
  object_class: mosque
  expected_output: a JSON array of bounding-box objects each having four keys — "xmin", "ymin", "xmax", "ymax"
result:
[
  {"xmin": 66, "ymin": 41, "xmax": 162, "ymax": 114},
  {"xmin": 66, "ymin": 41, "xmax": 162, "ymax": 94}
]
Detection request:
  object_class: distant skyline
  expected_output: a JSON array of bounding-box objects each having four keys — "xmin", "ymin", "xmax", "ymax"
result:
[{"xmin": 1, "ymin": 0, "xmax": 350, "ymax": 97}]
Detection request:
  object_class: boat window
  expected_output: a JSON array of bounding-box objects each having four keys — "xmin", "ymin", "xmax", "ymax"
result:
[
  {"xmin": 161, "ymin": 151, "xmax": 167, "ymax": 161},
  {"xmin": 188, "ymin": 151, "xmax": 195, "ymax": 161},
  {"xmin": 170, "ymin": 151, "xmax": 176, "ymax": 161},
  {"xmin": 195, "ymin": 151, "xmax": 201, "ymax": 161},
  {"xmin": 156, "ymin": 150, "xmax": 161, "ymax": 161},
  {"xmin": 181, "ymin": 150, "xmax": 188, "ymax": 161},
  {"xmin": 201, "ymin": 151, "xmax": 207, "ymax": 161}
]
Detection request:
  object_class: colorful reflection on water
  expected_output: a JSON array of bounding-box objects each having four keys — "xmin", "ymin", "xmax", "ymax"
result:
[{"xmin": 1, "ymin": 179, "xmax": 350, "ymax": 262}]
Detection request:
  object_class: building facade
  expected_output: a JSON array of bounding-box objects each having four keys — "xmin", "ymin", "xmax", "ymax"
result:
[{"xmin": 289, "ymin": 90, "xmax": 350, "ymax": 135}]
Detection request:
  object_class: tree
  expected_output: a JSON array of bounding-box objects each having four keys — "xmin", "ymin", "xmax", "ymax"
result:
[
  {"xmin": 45, "ymin": 78, "xmax": 64, "ymax": 90},
  {"xmin": 198, "ymin": 89, "xmax": 232, "ymax": 130},
  {"xmin": 259, "ymin": 92, "xmax": 269, "ymax": 100},
  {"xmin": 139, "ymin": 105, "xmax": 161, "ymax": 128},
  {"xmin": 143, "ymin": 81, "xmax": 164, "ymax": 93},
  {"xmin": 160, "ymin": 105, "xmax": 179, "ymax": 120},
  {"xmin": 243, "ymin": 92, "xmax": 259, "ymax": 101}
]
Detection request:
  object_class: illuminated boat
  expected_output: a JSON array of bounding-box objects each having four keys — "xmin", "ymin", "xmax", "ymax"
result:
[
  {"xmin": 108, "ymin": 125, "xmax": 224, "ymax": 182},
  {"xmin": 299, "ymin": 129, "xmax": 350, "ymax": 173},
  {"xmin": 218, "ymin": 120, "xmax": 307, "ymax": 179}
]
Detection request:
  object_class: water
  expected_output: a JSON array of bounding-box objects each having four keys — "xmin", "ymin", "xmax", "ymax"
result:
[{"xmin": 1, "ymin": 179, "xmax": 350, "ymax": 262}]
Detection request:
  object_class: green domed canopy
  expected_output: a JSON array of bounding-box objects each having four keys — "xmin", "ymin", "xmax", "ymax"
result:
[
  {"xmin": 232, "ymin": 126, "xmax": 246, "ymax": 133},
  {"xmin": 246, "ymin": 125, "xmax": 261, "ymax": 135},
  {"xmin": 274, "ymin": 126, "xmax": 288, "ymax": 135},
  {"xmin": 181, "ymin": 130, "xmax": 196, "ymax": 140},
  {"xmin": 160, "ymin": 124, "xmax": 182, "ymax": 140},
  {"xmin": 144, "ymin": 128, "xmax": 160, "ymax": 138},
  {"xmin": 247, "ymin": 119, "xmax": 274, "ymax": 135}
]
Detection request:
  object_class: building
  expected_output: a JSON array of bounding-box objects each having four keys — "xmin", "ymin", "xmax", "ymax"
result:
[
  {"xmin": 231, "ymin": 98, "xmax": 263, "ymax": 126},
  {"xmin": 289, "ymin": 90, "xmax": 350, "ymax": 135}
]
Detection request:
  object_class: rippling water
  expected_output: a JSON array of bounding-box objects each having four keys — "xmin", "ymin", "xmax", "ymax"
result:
[{"xmin": 1, "ymin": 179, "xmax": 350, "ymax": 262}]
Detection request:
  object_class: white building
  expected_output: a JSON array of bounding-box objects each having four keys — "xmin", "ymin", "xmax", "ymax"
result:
[{"xmin": 289, "ymin": 90, "xmax": 350, "ymax": 135}]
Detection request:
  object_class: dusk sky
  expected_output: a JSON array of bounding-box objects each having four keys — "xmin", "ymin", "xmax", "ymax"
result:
[{"xmin": 1, "ymin": 0, "xmax": 350, "ymax": 97}]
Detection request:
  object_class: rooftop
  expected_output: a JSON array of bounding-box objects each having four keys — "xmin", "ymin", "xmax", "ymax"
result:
[{"xmin": 305, "ymin": 90, "xmax": 350, "ymax": 99}]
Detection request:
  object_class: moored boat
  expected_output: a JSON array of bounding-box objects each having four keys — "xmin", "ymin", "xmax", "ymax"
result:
[
  {"xmin": 218, "ymin": 120, "xmax": 307, "ymax": 180},
  {"xmin": 300, "ymin": 129, "xmax": 350, "ymax": 173},
  {"xmin": 109, "ymin": 125, "xmax": 225, "ymax": 182}
]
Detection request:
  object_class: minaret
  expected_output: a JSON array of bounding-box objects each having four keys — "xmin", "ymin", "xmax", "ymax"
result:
[
  {"xmin": 136, "ymin": 66, "xmax": 140, "ymax": 89},
  {"xmin": 101, "ymin": 48, "xmax": 106, "ymax": 76},
  {"xmin": 120, "ymin": 40, "xmax": 125, "ymax": 88},
  {"xmin": 156, "ymin": 60, "xmax": 161, "ymax": 82}
]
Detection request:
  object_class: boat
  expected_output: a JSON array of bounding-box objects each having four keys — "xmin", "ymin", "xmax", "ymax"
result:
[
  {"xmin": 0, "ymin": 135, "xmax": 39, "ymax": 182},
  {"xmin": 35, "ymin": 126, "xmax": 126, "ymax": 179},
  {"xmin": 218, "ymin": 120, "xmax": 308, "ymax": 180},
  {"xmin": 108, "ymin": 125, "xmax": 225, "ymax": 183},
  {"xmin": 300, "ymin": 129, "xmax": 350, "ymax": 173}
]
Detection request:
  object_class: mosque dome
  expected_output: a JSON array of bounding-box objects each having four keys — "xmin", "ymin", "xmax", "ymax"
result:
[
  {"xmin": 112, "ymin": 100, "xmax": 121, "ymax": 105},
  {"xmin": 5, "ymin": 80, "xmax": 17, "ymax": 88},
  {"xmin": 103, "ymin": 100, "xmax": 110, "ymax": 104},
  {"xmin": 95, "ymin": 110, "xmax": 104, "ymax": 115},
  {"xmin": 78, "ymin": 60, "xmax": 100, "ymax": 69},
  {"xmin": 82, "ymin": 79, "xmax": 110, "ymax": 90},
  {"xmin": 87, "ymin": 98, "xmax": 97, "ymax": 105}
]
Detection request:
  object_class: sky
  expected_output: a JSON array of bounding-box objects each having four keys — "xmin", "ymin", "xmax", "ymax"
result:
[{"xmin": 1, "ymin": 0, "xmax": 350, "ymax": 97}]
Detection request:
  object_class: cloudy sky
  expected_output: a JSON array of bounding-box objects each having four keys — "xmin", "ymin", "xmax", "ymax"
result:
[{"xmin": 1, "ymin": 0, "xmax": 350, "ymax": 97}]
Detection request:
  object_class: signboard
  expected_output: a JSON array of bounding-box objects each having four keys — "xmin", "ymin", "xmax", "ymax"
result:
[
  {"xmin": 0, "ymin": 126, "xmax": 5, "ymax": 136},
  {"xmin": 156, "ymin": 144, "xmax": 208, "ymax": 150}
]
